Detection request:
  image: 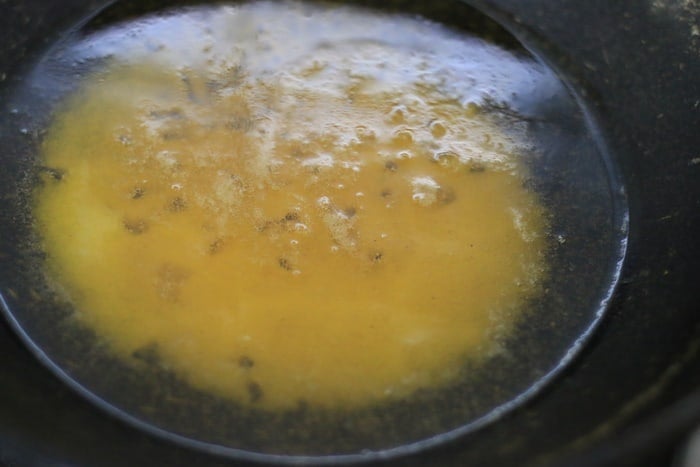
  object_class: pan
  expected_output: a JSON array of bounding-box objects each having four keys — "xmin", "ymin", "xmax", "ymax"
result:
[{"xmin": 0, "ymin": 0, "xmax": 698, "ymax": 466}]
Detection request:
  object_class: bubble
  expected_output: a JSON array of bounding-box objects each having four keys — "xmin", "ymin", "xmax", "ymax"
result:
[
  {"xmin": 412, "ymin": 193, "xmax": 428, "ymax": 204},
  {"xmin": 432, "ymin": 150, "xmax": 461, "ymax": 169},
  {"xmin": 354, "ymin": 125, "xmax": 376, "ymax": 142},
  {"xmin": 463, "ymin": 101, "xmax": 480, "ymax": 117},
  {"xmin": 341, "ymin": 161, "xmax": 362, "ymax": 173},
  {"xmin": 429, "ymin": 120, "xmax": 447, "ymax": 139},
  {"xmin": 392, "ymin": 129, "xmax": 414, "ymax": 148},
  {"xmin": 388, "ymin": 105, "xmax": 407, "ymax": 124},
  {"xmin": 118, "ymin": 134, "xmax": 133, "ymax": 146}
]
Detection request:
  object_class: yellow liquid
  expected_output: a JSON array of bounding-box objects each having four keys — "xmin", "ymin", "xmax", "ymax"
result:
[{"xmin": 35, "ymin": 4, "xmax": 547, "ymax": 410}]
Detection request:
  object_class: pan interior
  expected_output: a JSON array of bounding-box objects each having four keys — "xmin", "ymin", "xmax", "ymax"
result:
[{"xmin": 0, "ymin": 0, "xmax": 627, "ymax": 461}]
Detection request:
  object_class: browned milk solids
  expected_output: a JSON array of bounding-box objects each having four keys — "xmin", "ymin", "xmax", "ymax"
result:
[{"xmin": 35, "ymin": 2, "xmax": 547, "ymax": 410}]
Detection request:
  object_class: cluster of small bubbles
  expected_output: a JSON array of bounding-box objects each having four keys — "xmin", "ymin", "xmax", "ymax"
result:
[
  {"xmin": 314, "ymin": 195, "xmax": 358, "ymax": 251},
  {"xmin": 117, "ymin": 133, "xmax": 133, "ymax": 146},
  {"xmin": 341, "ymin": 161, "xmax": 362, "ymax": 173},
  {"xmin": 411, "ymin": 176, "xmax": 442, "ymax": 207}
]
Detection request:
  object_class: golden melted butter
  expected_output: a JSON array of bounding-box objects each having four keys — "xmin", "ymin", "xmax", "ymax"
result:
[{"xmin": 34, "ymin": 4, "xmax": 547, "ymax": 410}]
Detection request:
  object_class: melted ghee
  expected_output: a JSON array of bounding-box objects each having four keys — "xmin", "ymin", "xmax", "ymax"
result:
[{"xmin": 34, "ymin": 3, "xmax": 547, "ymax": 410}]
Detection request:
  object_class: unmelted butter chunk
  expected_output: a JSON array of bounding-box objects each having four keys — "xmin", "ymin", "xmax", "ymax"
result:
[{"xmin": 34, "ymin": 3, "xmax": 548, "ymax": 410}]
